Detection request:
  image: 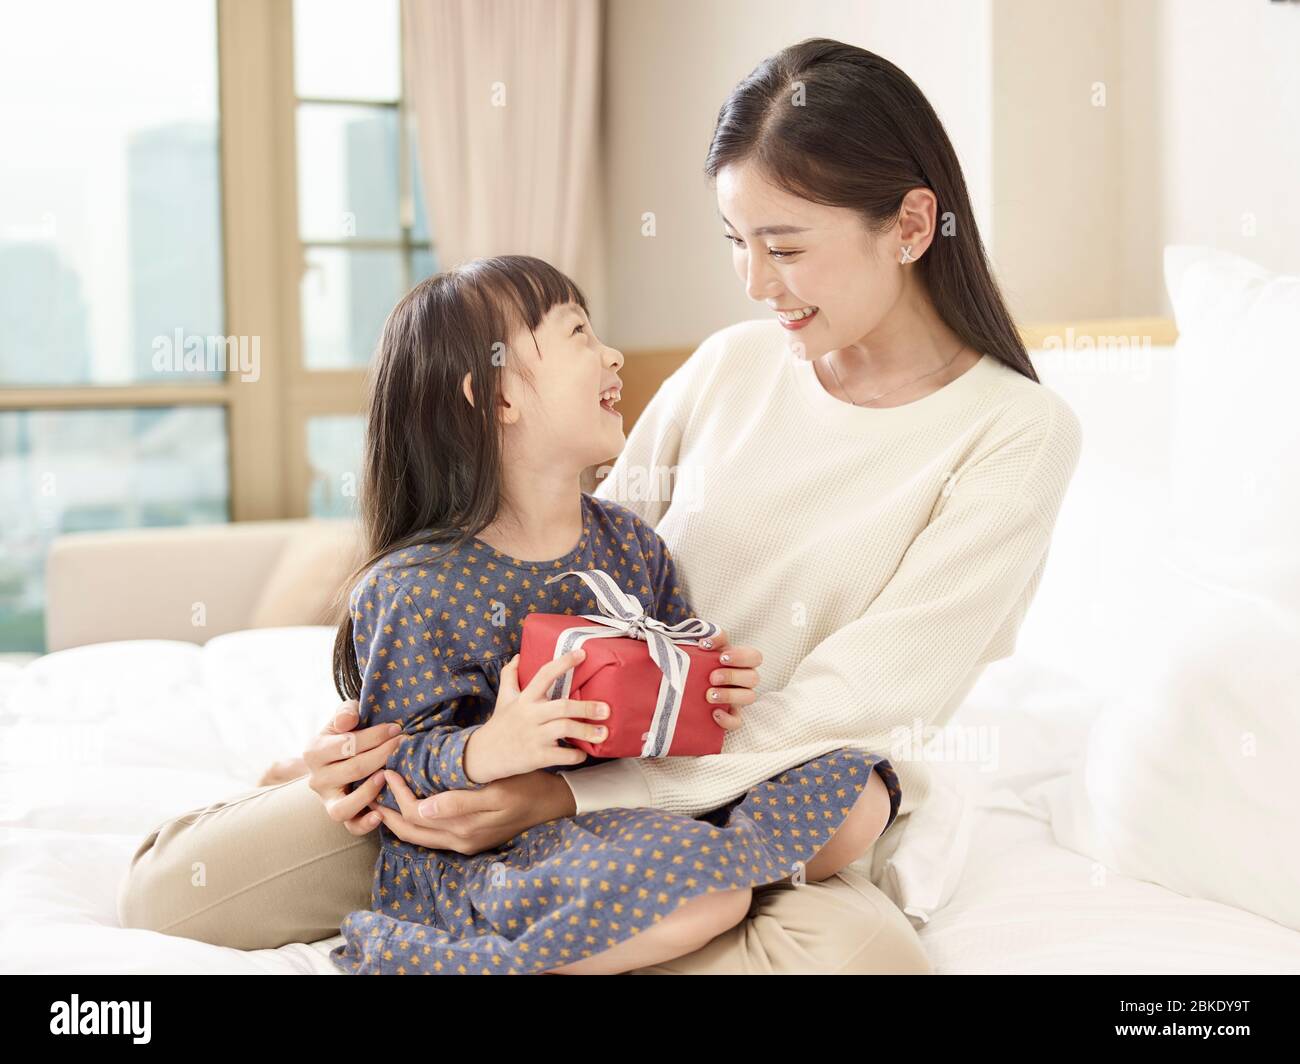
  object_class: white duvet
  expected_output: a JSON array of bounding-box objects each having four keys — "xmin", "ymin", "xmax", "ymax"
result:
[{"xmin": 2, "ymin": 626, "xmax": 1298, "ymax": 974}]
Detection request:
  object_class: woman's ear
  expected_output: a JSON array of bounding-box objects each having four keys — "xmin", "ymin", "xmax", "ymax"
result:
[
  {"xmin": 461, "ymin": 371, "xmax": 476, "ymax": 408},
  {"xmin": 896, "ymin": 187, "xmax": 936, "ymax": 258}
]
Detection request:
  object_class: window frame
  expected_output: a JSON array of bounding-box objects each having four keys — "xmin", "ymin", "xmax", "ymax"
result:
[{"xmin": 0, "ymin": 0, "xmax": 428, "ymax": 523}]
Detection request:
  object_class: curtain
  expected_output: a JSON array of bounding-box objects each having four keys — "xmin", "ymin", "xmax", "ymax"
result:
[{"xmin": 402, "ymin": 0, "xmax": 606, "ymax": 312}]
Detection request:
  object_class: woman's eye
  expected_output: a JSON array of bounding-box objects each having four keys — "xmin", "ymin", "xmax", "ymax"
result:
[
  {"xmin": 724, "ymin": 233, "xmax": 796, "ymax": 260},
  {"xmin": 572, "ymin": 323, "xmax": 586, "ymax": 335}
]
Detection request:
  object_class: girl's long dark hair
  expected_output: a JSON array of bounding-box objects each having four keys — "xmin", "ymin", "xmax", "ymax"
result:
[
  {"xmin": 705, "ymin": 37, "xmax": 1038, "ymax": 384},
  {"xmin": 332, "ymin": 254, "xmax": 589, "ymax": 701}
]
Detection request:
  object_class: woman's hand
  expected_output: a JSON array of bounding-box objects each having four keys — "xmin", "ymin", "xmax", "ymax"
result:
[
  {"xmin": 367, "ymin": 768, "xmax": 576, "ymax": 855},
  {"xmin": 302, "ymin": 700, "xmax": 403, "ymax": 836},
  {"xmin": 257, "ymin": 757, "xmax": 310, "ymax": 787},
  {"xmin": 703, "ymin": 629, "xmax": 763, "ymax": 732}
]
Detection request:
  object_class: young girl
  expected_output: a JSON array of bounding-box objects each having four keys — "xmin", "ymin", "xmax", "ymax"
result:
[{"xmin": 328, "ymin": 255, "xmax": 901, "ymax": 975}]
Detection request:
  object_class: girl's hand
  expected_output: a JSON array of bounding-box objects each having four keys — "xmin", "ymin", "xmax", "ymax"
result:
[
  {"xmin": 302, "ymin": 700, "xmax": 403, "ymax": 836},
  {"xmin": 702, "ymin": 629, "xmax": 763, "ymax": 732},
  {"xmin": 463, "ymin": 649, "xmax": 608, "ymax": 783}
]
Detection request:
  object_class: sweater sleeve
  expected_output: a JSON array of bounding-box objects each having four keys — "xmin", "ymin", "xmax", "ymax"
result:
[
  {"xmin": 592, "ymin": 331, "xmax": 725, "ymax": 525},
  {"xmin": 353, "ymin": 576, "xmax": 490, "ymax": 800},
  {"xmin": 565, "ymin": 397, "xmax": 1082, "ymax": 817}
]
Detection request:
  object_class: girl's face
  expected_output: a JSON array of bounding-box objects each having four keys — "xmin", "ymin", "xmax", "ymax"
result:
[
  {"xmin": 716, "ymin": 158, "xmax": 908, "ymax": 360},
  {"xmin": 495, "ymin": 300, "xmax": 626, "ymax": 470}
]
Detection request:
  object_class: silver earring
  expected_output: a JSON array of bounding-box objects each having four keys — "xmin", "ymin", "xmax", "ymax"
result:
[{"xmin": 899, "ymin": 245, "xmax": 916, "ymax": 264}]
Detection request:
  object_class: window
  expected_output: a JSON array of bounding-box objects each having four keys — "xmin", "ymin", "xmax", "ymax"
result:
[
  {"xmin": 0, "ymin": 0, "xmax": 432, "ymax": 651},
  {"xmin": 0, "ymin": 0, "xmax": 226, "ymax": 652},
  {"xmin": 290, "ymin": 0, "xmax": 435, "ymax": 515}
]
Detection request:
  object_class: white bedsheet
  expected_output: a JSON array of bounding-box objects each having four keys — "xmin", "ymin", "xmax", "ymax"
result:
[
  {"xmin": 919, "ymin": 792, "xmax": 1300, "ymax": 974},
  {"xmin": 2, "ymin": 627, "xmax": 1296, "ymax": 974},
  {"xmin": 917, "ymin": 668, "xmax": 1300, "ymax": 974}
]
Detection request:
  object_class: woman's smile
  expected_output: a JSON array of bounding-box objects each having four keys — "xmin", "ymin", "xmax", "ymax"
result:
[{"xmin": 775, "ymin": 305, "xmax": 819, "ymax": 330}]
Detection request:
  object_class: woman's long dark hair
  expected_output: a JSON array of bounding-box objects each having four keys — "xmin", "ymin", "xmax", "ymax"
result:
[
  {"xmin": 705, "ymin": 37, "xmax": 1038, "ymax": 383},
  {"xmin": 331, "ymin": 254, "xmax": 590, "ymax": 701}
]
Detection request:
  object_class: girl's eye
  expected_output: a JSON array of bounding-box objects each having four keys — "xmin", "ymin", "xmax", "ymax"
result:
[{"xmin": 572, "ymin": 323, "xmax": 586, "ymax": 335}]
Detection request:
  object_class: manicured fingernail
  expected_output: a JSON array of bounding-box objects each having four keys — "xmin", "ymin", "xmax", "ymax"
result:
[
  {"xmin": 714, "ymin": 710, "xmax": 725, "ymax": 721},
  {"xmin": 595, "ymin": 727, "xmax": 607, "ymax": 737},
  {"xmin": 708, "ymin": 689, "xmax": 719, "ymax": 701},
  {"xmin": 720, "ymin": 653, "xmax": 731, "ymax": 663},
  {"xmin": 701, "ymin": 639, "xmax": 713, "ymax": 649},
  {"xmin": 388, "ymin": 723, "xmax": 401, "ymax": 735}
]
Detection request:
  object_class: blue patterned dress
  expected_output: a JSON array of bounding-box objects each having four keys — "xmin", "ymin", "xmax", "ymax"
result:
[{"xmin": 329, "ymin": 493, "xmax": 901, "ymax": 974}]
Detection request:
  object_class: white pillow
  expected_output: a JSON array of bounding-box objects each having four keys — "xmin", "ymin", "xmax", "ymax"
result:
[
  {"xmin": 863, "ymin": 762, "xmax": 977, "ymax": 929},
  {"xmin": 1049, "ymin": 244, "xmax": 1300, "ymax": 929},
  {"xmin": 1016, "ymin": 341, "xmax": 1180, "ymax": 696},
  {"xmin": 1049, "ymin": 570, "xmax": 1300, "ymax": 930},
  {"xmin": 1164, "ymin": 244, "xmax": 1300, "ymax": 605}
]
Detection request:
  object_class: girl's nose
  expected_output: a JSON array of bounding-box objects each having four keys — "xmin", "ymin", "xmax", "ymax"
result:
[{"xmin": 603, "ymin": 343, "xmax": 625, "ymax": 370}]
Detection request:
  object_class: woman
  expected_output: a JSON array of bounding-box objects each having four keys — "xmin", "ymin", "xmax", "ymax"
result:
[{"xmin": 117, "ymin": 38, "xmax": 1080, "ymax": 974}]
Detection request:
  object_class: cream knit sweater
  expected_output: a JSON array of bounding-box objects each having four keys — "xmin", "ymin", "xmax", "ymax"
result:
[{"xmin": 558, "ymin": 318, "xmax": 1082, "ymax": 844}]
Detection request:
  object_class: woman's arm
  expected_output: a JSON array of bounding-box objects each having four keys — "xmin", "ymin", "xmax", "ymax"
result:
[
  {"xmin": 566, "ymin": 398, "xmax": 1085, "ymax": 818},
  {"xmin": 302, "ymin": 702, "xmax": 577, "ymax": 846},
  {"xmin": 363, "ymin": 624, "xmax": 761, "ymax": 853}
]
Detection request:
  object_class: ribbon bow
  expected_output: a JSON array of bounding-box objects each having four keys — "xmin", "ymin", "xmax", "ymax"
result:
[{"xmin": 541, "ymin": 569, "xmax": 721, "ymax": 758}]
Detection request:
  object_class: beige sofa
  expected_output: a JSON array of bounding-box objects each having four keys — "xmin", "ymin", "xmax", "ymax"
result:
[
  {"xmin": 42, "ymin": 348, "xmax": 697, "ymax": 653},
  {"xmin": 44, "ymin": 519, "xmax": 364, "ymax": 652}
]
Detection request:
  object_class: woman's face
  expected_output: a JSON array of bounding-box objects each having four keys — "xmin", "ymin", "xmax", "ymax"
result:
[
  {"xmin": 493, "ymin": 301, "xmax": 626, "ymax": 470},
  {"xmin": 716, "ymin": 159, "xmax": 905, "ymax": 360}
]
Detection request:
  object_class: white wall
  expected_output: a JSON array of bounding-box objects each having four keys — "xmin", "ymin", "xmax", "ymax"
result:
[
  {"xmin": 599, "ymin": 0, "xmax": 1300, "ymax": 349},
  {"xmin": 599, "ymin": 0, "xmax": 992, "ymax": 349},
  {"xmin": 1138, "ymin": 0, "xmax": 1300, "ymax": 313}
]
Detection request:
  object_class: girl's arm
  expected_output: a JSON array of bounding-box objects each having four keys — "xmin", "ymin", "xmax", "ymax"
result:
[{"xmin": 353, "ymin": 576, "xmax": 490, "ymax": 801}]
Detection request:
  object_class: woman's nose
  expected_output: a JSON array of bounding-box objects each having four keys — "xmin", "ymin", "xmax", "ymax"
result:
[{"xmin": 745, "ymin": 255, "xmax": 780, "ymax": 303}]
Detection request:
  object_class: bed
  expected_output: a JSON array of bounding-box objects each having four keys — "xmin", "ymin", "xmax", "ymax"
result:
[
  {"xmin": 4, "ymin": 626, "xmax": 1297, "ymax": 974},
  {"xmin": 4, "ymin": 247, "xmax": 1298, "ymax": 973}
]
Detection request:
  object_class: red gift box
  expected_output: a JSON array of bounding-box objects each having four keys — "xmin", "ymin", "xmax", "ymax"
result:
[{"xmin": 516, "ymin": 569, "xmax": 726, "ymax": 759}]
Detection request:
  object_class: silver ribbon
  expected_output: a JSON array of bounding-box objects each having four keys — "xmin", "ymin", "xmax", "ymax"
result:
[{"xmin": 539, "ymin": 569, "xmax": 721, "ymax": 758}]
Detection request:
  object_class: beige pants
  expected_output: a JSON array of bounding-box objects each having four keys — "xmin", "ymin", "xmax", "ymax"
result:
[{"xmin": 116, "ymin": 776, "xmax": 933, "ymax": 975}]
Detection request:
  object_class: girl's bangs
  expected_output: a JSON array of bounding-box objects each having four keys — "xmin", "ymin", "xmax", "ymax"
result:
[{"xmin": 460, "ymin": 255, "xmax": 589, "ymax": 339}]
